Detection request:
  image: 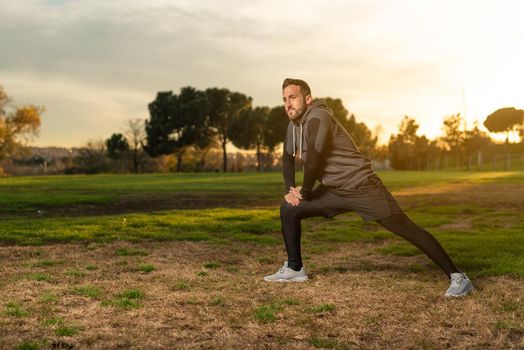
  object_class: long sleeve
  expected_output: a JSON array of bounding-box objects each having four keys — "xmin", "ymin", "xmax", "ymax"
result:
[
  {"xmin": 282, "ymin": 134, "xmax": 295, "ymax": 194},
  {"xmin": 300, "ymin": 117, "xmax": 331, "ymax": 200}
]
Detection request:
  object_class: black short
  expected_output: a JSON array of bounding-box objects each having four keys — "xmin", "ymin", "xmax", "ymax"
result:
[{"xmin": 300, "ymin": 175, "xmax": 403, "ymax": 221}]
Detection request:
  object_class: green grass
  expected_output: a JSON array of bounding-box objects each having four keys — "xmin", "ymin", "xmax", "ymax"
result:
[
  {"xmin": 4, "ymin": 302, "xmax": 29, "ymax": 317},
  {"xmin": 72, "ymin": 285, "xmax": 103, "ymax": 298},
  {"xmin": 173, "ymin": 280, "xmax": 191, "ymax": 291},
  {"xmin": 55, "ymin": 326, "xmax": 78, "ymax": 337},
  {"xmin": 16, "ymin": 340, "xmax": 41, "ymax": 350},
  {"xmin": 115, "ymin": 247, "xmax": 149, "ymax": 256},
  {"xmin": 308, "ymin": 337, "xmax": 338, "ymax": 349},
  {"xmin": 137, "ymin": 263, "xmax": 155, "ymax": 273},
  {"xmin": 0, "ymin": 208, "xmax": 280, "ymax": 246},
  {"xmin": 377, "ymin": 244, "xmax": 421, "ymax": 257},
  {"xmin": 0, "ymin": 173, "xmax": 285, "ymax": 216},
  {"xmin": 1, "ymin": 171, "xmax": 522, "ymax": 216},
  {"xmin": 40, "ymin": 293, "xmax": 58, "ymax": 304},
  {"xmin": 43, "ymin": 317, "xmax": 64, "ymax": 327},
  {"xmin": 102, "ymin": 289, "xmax": 145, "ymax": 309},
  {"xmin": 209, "ymin": 297, "xmax": 224, "ymax": 306},
  {"xmin": 0, "ymin": 171, "xmax": 523, "ymax": 279},
  {"xmin": 66, "ymin": 269, "xmax": 86, "ymax": 277},
  {"xmin": 29, "ymin": 273, "xmax": 52, "ymax": 282},
  {"xmin": 118, "ymin": 289, "xmax": 144, "ymax": 299},
  {"xmin": 32, "ymin": 259, "xmax": 65, "ymax": 267},
  {"xmin": 254, "ymin": 304, "xmax": 283, "ymax": 323},
  {"xmin": 202, "ymin": 261, "xmax": 221, "ymax": 269}
]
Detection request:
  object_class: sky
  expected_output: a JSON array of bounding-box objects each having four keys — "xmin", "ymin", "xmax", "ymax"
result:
[{"xmin": 1, "ymin": 0, "xmax": 523, "ymax": 147}]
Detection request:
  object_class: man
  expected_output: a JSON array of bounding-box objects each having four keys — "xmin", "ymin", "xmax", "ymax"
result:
[{"xmin": 263, "ymin": 78, "xmax": 473, "ymax": 297}]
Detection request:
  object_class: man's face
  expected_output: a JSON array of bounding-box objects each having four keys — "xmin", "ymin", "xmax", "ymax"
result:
[{"xmin": 282, "ymin": 84, "xmax": 312, "ymax": 121}]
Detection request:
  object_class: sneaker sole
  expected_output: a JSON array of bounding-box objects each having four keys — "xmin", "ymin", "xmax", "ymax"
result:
[
  {"xmin": 263, "ymin": 276, "xmax": 308, "ymax": 282},
  {"xmin": 445, "ymin": 285, "xmax": 473, "ymax": 297}
]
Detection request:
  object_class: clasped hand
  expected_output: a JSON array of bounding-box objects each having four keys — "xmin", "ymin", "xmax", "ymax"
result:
[{"xmin": 284, "ymin": 186, "xmax": 302, "ymax": 206}]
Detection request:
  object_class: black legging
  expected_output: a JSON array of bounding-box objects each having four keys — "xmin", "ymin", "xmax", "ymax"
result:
[{"xmin": 280, "ymin": 202, "xmax": 459, "ymax": 277}]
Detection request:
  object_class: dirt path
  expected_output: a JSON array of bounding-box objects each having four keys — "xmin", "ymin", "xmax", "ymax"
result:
[{"xmin": 1, "ymin": 240, "xmax": 522, "ymax": 349}]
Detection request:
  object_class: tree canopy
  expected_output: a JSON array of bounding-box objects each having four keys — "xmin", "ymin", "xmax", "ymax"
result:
[
  {"xmin": 484, "ymin": 107, "xmax": 524, "ymax": 142},
  {"xmin": 0, "ymin": 86, "xmax": 43, "ymax": 165},
  {"xmin": 206, "ymin": 88, "xmax": 252, "ymax": 172},
  {"xmin": 320, "ymin": 97, "xmax": 377, "ymax": 156},
  {"xmin": 144, "ymin": 87, "xmax": 210, "ymax": 171},
  {"xmin": 388, "ymin": 116, "xmax": 432, "ymax": 170}
]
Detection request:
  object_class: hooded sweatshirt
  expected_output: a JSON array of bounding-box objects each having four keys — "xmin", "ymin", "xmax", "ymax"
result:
[{"xmin": 282, "ymin": 99, "xmax": 374, "ymax": 199}]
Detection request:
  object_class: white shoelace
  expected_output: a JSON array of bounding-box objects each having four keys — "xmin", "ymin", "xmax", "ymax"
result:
[{"xmin": 450, "ymin": 274, "xmax": 464, "ymax": 287}]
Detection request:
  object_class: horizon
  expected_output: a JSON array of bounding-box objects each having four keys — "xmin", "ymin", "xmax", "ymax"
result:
[{"xmin": 1, "ymin": 0, "xmax": 523, "ymax": 148}]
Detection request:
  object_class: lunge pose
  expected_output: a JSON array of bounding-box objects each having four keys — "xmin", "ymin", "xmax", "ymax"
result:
[{"xmin": 264, "ymin": 78, "xmax": 473, "ymax": 297}]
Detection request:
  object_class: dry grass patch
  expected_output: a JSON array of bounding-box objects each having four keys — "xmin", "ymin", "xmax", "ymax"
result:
[{"xmin": 0, "ymin": 240, "xmax": 522, "ymax": 349}]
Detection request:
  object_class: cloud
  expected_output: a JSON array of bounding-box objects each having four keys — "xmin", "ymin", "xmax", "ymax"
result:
[
  {"xmin": 1, "ymin": 71, "xmax": 151, "ymax": 147},
  {"xmin": 1, "ymin": 0, "xmax": 523, "ymax": 146}
]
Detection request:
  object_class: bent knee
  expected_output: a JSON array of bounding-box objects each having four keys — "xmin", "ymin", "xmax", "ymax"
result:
[
  {"xmin": 280, "ymin": 200, "xmax": 302, "ymax": 219},
  {"xmin": 280, "ymin": 200, "xmax": 294, "ymax": 214}
]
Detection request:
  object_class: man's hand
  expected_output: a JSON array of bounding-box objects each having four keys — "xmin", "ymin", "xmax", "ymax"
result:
[
  {"xmin": 290, "ymin": 186, "xmax": 302, "ymax": 200},
  {"xmin": 284, "ymin": 186, "xmax": 302, "ymax": 206}
]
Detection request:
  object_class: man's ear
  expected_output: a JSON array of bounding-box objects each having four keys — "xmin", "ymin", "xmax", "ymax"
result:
[{"xmin": 305, "ymin": 95, "xmax": 313, "ymax": 105}]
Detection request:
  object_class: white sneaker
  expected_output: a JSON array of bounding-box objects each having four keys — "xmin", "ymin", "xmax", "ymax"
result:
[
  {"xmin": 263, "ymin": 262, "xmax": 308, "ymax": 282},
  {"xmin": 445, "ymin": 272, "xmax": 473, "ymax": 297}
]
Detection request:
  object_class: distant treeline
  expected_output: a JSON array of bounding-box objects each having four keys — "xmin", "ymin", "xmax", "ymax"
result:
[{"xmin": 2, "ymin": 84, "xmax": 524, "ymax": 175}]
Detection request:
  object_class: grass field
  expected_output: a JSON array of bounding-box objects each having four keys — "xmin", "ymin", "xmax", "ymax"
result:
[{"xmin": 1, "ymin": 171, "xmax": 523, "ymax": 349}]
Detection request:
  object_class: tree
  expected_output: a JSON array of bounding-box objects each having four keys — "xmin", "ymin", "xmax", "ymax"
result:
[
  {"xmin": 439, "ymin": 113, "xmax": 464, "ymax": 168},
  {"xmin": 0, "ymin": 86, "xmax": 43, "ymax": 167},
  {"xmin": 440, "ymin": 114, "xmax": 492, "ymax": 169},
  {"xmin": 320, "ymin": 97, "xmax": 377, "ymax": 157},
  {"xmin": 263, "ymin": 106, "xmax": 289, "ymax": 170},
  {"xmin": 441, "ymin": 114, "xmax": 463, "ymax": 154},
  {"xmin": 106, "ymin": 133, "xmax": 129, "ymax": 173},
  {"xmin": 206, "ymin": 88, "xmax": 252, "ymax": 172},
  {"xmin": 124, "ymin": 118, "xmax": 146, "ymax": 173},
  {"xmin": 144, "ymin": 91, "xmax": 176, "ymax": 157},
  {"xmin": 144, "ymin": 87, "xmax": 210, "ymax": 172},
  {"xmin": 76, "ymin": 139, "xmax": 108, "ymax": 174},
  {"xmin": 230, "ymin": 107, "xmax": 269, "ymax": 172},
  {"xmin": 388, "ymin": 116, "xmax": 431, "ymax": 170},
  {"xmin": 343, "ymin": 114, "xmax": 378, "ymax": 157},
  {"xmin": 106, "ymin": 133, "xmax": 129, "ymax": 159},
  {"xmin": 463, "ymin": 122, "xmax": 491, "ymax": 169},
  {"xmin": 484, "ymin": 107, "xmax": 524, "ymax": 143}
]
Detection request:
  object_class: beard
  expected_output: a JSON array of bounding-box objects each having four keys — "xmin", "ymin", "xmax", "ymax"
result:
[{"xmin": 287, "ymin": 98, "xmax": 307, "ymax": 121}]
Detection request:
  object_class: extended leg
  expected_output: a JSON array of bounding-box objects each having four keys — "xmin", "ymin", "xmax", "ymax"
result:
[{"xmin": 376, "ymin": 213, "xmax": 459, "ymax": 277}]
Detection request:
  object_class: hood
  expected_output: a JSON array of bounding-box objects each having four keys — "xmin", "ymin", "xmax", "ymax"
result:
[
  {"xmin": 292, "ymin": 99, "xmax": 331, "ymax": 126},
  {"xmin": 291, "ymin": 99, "xmax": 331, "ymax": 159}
]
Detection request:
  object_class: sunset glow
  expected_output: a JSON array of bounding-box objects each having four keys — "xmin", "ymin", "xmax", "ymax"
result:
[{"xmin": 1, "ymin": 0, "xmax": 523, "ymax": 147}]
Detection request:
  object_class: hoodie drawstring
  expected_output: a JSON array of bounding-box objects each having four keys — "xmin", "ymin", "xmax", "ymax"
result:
[
  {"xmin": 299, "ymin": 124, "xmax": 303, "ymax": 159},
  {"xmin": 292, "ymin": 125, "xmax": 296, "ymax": 157},
  {"xmin": 292, "ymin": 124, "xmax": 303, "ymax": 159}
]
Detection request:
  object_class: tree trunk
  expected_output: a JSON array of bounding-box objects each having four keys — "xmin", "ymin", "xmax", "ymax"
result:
[
  {"xmin": 197, "ymin": 153, "xmax": 206, "ymax": 172},
  {"xmin": 222, "ymin": 139, "xmax": 227, "ymax": 172},
  {"xmin": 133, "ymin": 148, "xmax": 139, "ymax": 173},
  {"xmin": 477, "ymin": 151, "xmax": 482, "ymax": 170},
  {"xmin": 176, "ymin": 151, "xmax": 183, "ymax": 172},
  {"xmin": 267, "ymin": 148, "xmax": 274, "ymax": 172},
  {"xmin": 256, "ymin": 143, "xmax": 261, "ymax": 172}
]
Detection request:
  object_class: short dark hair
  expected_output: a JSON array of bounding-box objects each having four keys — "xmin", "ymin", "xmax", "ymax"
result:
[{"xmin": 282, "ymin": 78, "xmax": 311, "ymax": 96}]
